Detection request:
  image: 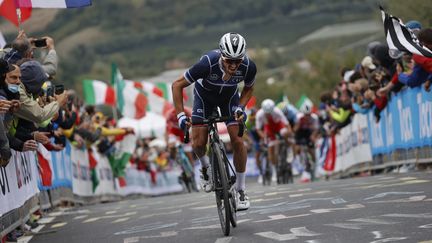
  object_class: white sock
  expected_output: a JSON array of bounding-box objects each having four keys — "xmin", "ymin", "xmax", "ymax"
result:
[
  {"xmin": 236, "ymin": 172, "xmax": 246, "ymax": 191},
  {"xmin": 198, "ymin": 155, "xmax": 210, "ymax": 168},
  {"xmin": 271, "ymin": 165, "xmax": 277, "ymax": 175}
]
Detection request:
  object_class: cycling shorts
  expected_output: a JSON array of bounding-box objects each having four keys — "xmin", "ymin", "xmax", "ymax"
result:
[
  {"xmin": 264, "ymin": 121, "xmax": 286, "ymax": 141},
  {"xmin": 295, "ymin": 129, "xmax": 314, "ymax": 148}
]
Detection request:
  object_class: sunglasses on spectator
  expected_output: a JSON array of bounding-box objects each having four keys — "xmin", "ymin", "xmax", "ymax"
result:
[{"xmin": 222, "ymin": 56, "xmax": 243, "ymax": 65}]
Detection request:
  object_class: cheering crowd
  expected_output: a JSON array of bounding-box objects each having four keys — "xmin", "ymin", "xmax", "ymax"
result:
[{"xmin": 318, "ymin": 21, "xmax": 432, "ymax": 134}]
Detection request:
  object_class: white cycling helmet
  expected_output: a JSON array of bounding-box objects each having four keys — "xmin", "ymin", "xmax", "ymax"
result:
[
  {"xmin": 300, "ymin": 103, "xmax": 312, "ymax": 114},
  {"xmin": 261, "ymin": 99, "xmax": 275, "ymax": 114},
  {"xmin": 219, "ymin": 32, "xmax": 246, "ymax": 59}
]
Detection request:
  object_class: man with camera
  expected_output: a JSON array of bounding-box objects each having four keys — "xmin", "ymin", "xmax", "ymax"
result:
[{"xmin": 4, "ymin": 30, "xmax": 58, "ymax": 78}]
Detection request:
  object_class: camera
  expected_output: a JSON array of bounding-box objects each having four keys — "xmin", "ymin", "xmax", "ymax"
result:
[
  {"xmin": 33, "ymin": 38, "xmax": 47, "ymax": 48},
  {"xmin": 45, "ymin": 84, "xmax": 64, "ymax": 97},
  {"xmin": 54, "ymin": 84, "xmax": 64, "ymax": 95}
]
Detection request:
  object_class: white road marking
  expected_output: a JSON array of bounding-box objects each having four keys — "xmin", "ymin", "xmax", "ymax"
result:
[
  {"xmin": 49, "ymin": 209, "xmax": 90, "ymax": 217},
  {"xmin": 290, "ymin": 191, "xmax": 330, "ymax": 198},
  {"xmin": 192, "ymin": 205, "xmax": 217, "ymax": 210},
  {"xmin": 372, "ymin": 231, "xmax": 383, "ymax": 239},
  {"xmin": 83, "ymin": 217, "xmax": 100, "ymax": 223},
  {"xmin": 370, "ymin": 238, "xmax": 407, "ymax": 243},
  {"xmin": 115, "ymin": 223, "xmax": 178, "ymax": 235},
  {"xmin": 215, "ymin": 237, "xmax": 232, "ymax": 243},
  {"xmin": 31, "ymin": 224, "xmax": 45, "ymax": 233},
  {"xmin": 38, "ymin": 217, "xmax": 55, "ymax": 224},
  {"xmin": 106, "ymin": 211, "xmax": 117, "ymax": 214},
  {"xmin": 310, "ymin": 204, "xmax": 364, "ymax": 214},
  {"xmin": 123, "ymin": 237, "xmax": 139, "ymax": 243},
  {"xmin": 331, "ymin": 198, "xmax": 347, "ymax": 204},
  {"xmin": 73, "ymin": 215, "xmax": 88, "ymax": 220},
  {"xmin": 327, "ymin": 218, "xmax": 396, "ymax": 230},
  {"xmin": 113, "ymin": 217, "xmax": 130, "ymax": 223},
  {"xmin": 255, "ymin": 227, "xmax": 320, "ymax": 241},
  {"xmin": 17, "ymin": 236, "xmax": 33, "ymax": 243},
  {"xmin": 383, "ymin": 213, "xmax": 432, "ymax": 219},
  {"xmin": 252, "ymin": 197, "xmax": 284, "ymax": 202},
  {"xmin": 364, "ymin": 191, "xmax": 423, "ymax": 200},
  {"xmin": 183, "ymin": 224, "xmax": 221, "ymax": 230},
  {"xmin": 254, "ymin": 214, "xmax": 311, "ymax": 223},
  {"xmin": 139, "ymin": 210, "xmax": 182, "ymax": 219},
  {"xmin": 419, "ymin": 224, "xmax": 432, "ymax": 228},
  {"xmin": 51, "ymin": 222, "xmax": 67, "ymax": 228},
  {"xmin": 369, "ymin": 195, "xmax": 427, "ymax": 203},
  {"xmin": 123, "ymin": 231, "xmax": 178, "ymax": 242}
]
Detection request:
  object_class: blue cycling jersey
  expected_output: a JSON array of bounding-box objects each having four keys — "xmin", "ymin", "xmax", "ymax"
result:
[{"xmin": 184, "ymin": 50, "xmax": 257, "ymax": 124}]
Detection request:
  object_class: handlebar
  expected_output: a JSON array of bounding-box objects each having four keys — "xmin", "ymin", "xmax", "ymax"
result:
[{"xmin": 183, "ymin": 116, "xmax": 245, "ymax": 143}]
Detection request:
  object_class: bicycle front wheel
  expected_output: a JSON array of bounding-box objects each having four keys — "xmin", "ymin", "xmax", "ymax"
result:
[{"xmin": 212, "ymin": 143, "xmax": 232, "ymax": 236}]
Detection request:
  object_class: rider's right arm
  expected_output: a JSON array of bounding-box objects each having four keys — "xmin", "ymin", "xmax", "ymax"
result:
[{"xmin": 172, "ymin": 76, "xmax": 191, "ymax": 115}]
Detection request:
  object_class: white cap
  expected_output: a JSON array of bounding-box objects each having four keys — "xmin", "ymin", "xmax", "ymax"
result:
[{"xmin": 361, "ymin": 56, "xmax": 376, "ymax": 70}]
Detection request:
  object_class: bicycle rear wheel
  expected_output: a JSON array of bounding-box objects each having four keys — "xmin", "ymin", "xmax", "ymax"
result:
[{"xmin": 212, "ymin": 144, "xmax": 232, "ymax": 236}]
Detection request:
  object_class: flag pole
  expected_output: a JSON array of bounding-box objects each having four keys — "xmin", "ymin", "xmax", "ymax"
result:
[
  {"xmin": 16, "ymin": 8, "xmax": 22, "ymax": 31},
  {"xmin": 111, "ymin": 63, "xmax": 119, "ymax": 122}
]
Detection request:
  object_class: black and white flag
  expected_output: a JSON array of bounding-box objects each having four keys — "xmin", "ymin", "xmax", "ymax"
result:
[{"xmin": 380, "ymin": 6, "xmax": 432, "ymax": 58}]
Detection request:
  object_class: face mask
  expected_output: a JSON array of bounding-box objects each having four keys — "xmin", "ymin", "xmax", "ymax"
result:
[{"xmin": 7, "ymin": 84, "xmax": 19, "ymax": 93}]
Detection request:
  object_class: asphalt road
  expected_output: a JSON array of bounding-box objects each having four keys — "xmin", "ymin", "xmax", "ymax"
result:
[{"xmin": 29, "ymin": 171, "xmax": 432, "ymax": 243}]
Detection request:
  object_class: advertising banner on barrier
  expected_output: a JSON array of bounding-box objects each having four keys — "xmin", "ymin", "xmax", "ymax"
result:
[
  {"xmin": 0, "ymin": 151, "xmax": 39, "ymax": 217},
  {"xmin": 38, "ymin": 142, "xmax": 73, "ymax": 191},
  {"xmin": 368, "ymin": 86, "xmax": 432, "ymax": 155},
  {"xmin": 91, "ymin": 148, "xmax": 116, "ymax": 196},
  {"xmin": 71, "ymin": 146, "xmax": 93, "ymax": 197},
  {"xmin": 334, "ymin": 114, "xmax": 372, "ymax": 172},
  {"xmin": 119, "ymin": 167, "xmax": 183, "ymax": 196}
]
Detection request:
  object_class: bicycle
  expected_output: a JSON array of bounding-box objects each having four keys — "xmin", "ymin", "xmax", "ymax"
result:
[
  {"xmin": 259, "ymin": 143, "xmax": 272, "ymax": 186},
  {"xmin": 184, "ymin": 114, "xmax": 244, "ymax": 236},
  {"xmin": 298, "ymin": 142, "xmax": 315, "ymax": 182},
  {"xmin": 175, "ymin": 144, "xmax": 198, "ymax": 193},
  {"xmin": 276, "ymin": 139, "xmax": 293, "ymax": 184}
]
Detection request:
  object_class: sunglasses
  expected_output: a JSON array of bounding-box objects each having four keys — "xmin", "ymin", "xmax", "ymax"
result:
[{"xmin": 222, "ymin": 56, "xmax": 243, "ymax": 65}]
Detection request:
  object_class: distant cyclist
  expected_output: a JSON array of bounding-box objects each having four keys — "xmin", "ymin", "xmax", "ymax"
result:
[
  {"xmin": 255, "ymin": 99, "xmax": 291, "ymax": 182},
  {"xmin": 293, "ymin": 103, "xmax": 319, "ymax": 178},
  {"xmin": 172, "ymin": 32, "xmax": 257, "ymax": 210},
  {"xmin": 245, "ymin": 108, "xmax": 263, "ymax": 183},
  {"xmin": 277, "ymin": 100, "xmax": 299, "ymax": 128}
]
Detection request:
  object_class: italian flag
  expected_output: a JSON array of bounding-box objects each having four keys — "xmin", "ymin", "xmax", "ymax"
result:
[
  {"xmin": 109, "ymin": 134, "xmax": 137, "ymax": 187},
  {"xmin": 112, "ymin": 64, "xmax": 147, "ymax": 119},
  {"xmin": 296, "ymin": 94, "xmax": 315, "ymax": 112},
  {"xmin": 82, "ymin": 79, "xmax": 116, "ymax": 106},
  {"xmin": 131, "ymin": 80, "xmax": 173, "ymax": 116},
  {"xmin": 140, "ymin": 81, "xmax": 188, "ymax": 102}
]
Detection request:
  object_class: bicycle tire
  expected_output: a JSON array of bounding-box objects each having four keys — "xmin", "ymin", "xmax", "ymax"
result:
[
  {"xmin": 212, "ymin": 143, "xmax": 232, "ymax": 236},
  {"xmin": 263, "ymin": 154, "xmax": 272, "ymax": 186}
]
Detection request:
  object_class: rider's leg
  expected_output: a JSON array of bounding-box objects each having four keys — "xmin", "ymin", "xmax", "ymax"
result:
[
  {"xmin": 227, "ymin": 124, "xmax": 246, "ymax": 190},
  {"xmin": 192, "ymin": 126, "xmax": 213, "ymax": 192},
  {"xmin": 192, "ymin": 126, "xmax": 209, "ymax": 167},
  {"xmin": 268, "ymin": 141, "xmax": 278, "ymax": 181}
]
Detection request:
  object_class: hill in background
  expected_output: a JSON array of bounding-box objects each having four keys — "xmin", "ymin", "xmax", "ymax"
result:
[{"xmin": 1, "ymin": 0, "xmax": 384, "ymax": 101}]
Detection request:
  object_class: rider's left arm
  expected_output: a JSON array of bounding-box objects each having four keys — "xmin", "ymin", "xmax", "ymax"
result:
[{"xmin": 239, "ymin": 85, "xmax": 254, "ymax": 107}]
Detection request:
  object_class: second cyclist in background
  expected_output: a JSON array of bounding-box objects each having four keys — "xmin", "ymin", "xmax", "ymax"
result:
[
  {"xmin": 256, "ymin": 99, "xmax": 291, "ymax": 183},
  {"xmin": 293, "ymin": 103, "xmax": 319, "ymax": 182}
]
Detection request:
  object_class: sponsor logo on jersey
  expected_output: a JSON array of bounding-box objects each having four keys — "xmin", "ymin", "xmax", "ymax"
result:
[{"xmin": 209, "ymin": 74, "xmax": 219, "ymax": 81}]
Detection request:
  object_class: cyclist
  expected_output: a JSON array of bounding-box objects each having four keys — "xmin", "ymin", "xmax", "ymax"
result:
[
  {"xmin": 172, "ymin": 32, "xmax": 256, "ymax": 210},
  {"xmin": 245, "ymin": 108, "xmax": 263, "ymax": 183},
  {"xmin": 277, "ymin": 100, "xmax": 299, "ymax": 128},
  {"xmin": 255, "ymin": 99, "xmax": 291, "ymax": 182},
  {"xmin": 293, "ymin": 103, "xmax": 319, "ymax": 180}
]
